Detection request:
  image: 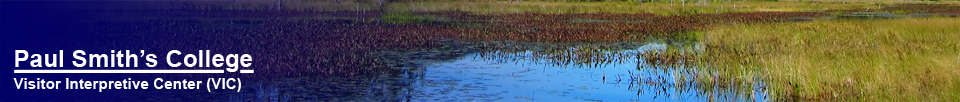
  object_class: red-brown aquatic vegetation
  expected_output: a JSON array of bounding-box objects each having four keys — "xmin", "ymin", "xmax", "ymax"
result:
[{"xmin": 85, "ymin": 9, "xmax": 828, "ymax": 78}]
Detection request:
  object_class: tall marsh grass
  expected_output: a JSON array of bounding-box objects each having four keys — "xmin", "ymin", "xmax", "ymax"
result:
[{"xmin": 701, "ymin": 18, "xmax": 960, "ymax": 101}]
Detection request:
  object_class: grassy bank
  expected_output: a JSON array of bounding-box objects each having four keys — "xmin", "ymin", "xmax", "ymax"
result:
[{"xmin": 701, "ymin": 18, "xmax": 960, "ymax": 101}]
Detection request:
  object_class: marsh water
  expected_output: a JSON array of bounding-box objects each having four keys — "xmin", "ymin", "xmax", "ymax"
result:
[
  {"xmin": 229, "ymin": 42, "xmax": 767, "ymax": 102},
  {"xmin": 3, "ymin": 1, "xmax": 783, "ymax": 101}
]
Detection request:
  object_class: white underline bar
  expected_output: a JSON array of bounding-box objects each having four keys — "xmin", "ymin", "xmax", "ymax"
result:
[
  {"xmin": 14, "ymin": 70, "xmax": 225, "ymax": 73},
  {"xmin": 239, "ymin": 70, "xmax": 254, "ymax": 73}
]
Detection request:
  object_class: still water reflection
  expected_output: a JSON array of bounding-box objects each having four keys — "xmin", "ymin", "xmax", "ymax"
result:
[{"xmin": 241, "ymin": 43, "xmax": 767, "ymax": 102}]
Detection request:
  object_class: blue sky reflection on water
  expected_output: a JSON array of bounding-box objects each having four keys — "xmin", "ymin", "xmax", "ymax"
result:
[{"xmin": 409, "ymin": 43, "xmax": 763, "ymax": 102}]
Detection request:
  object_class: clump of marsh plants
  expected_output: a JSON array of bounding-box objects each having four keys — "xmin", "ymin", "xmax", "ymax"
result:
[{"xmin": 701, "ymin": 18, "xmax": 960, "ymax": 101}]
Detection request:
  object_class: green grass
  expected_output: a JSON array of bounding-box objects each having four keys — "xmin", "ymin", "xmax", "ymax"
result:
[
  {"xmin": 381, "ymin": 12, "xmax": 437, "ymax": 24},
  {"xmin": 700, "ymin": 18, "xmax": 960, "ymax": 101}
]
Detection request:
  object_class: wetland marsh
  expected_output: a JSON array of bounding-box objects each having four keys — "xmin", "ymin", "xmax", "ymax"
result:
[{"xmin": 5, "ymin": 0, "xmax": 959, "ymax": 101}]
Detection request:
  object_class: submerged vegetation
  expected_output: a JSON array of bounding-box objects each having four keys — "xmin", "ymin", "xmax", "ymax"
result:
[{"xmin": 701, "ymin": 18, "xmax": 960, "ymax": 101}]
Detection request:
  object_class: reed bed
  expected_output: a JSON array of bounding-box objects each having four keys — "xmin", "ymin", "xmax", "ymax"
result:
[{"xmin": 701, "ymin": 17, "xmax": 960, "ymax": 101}]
